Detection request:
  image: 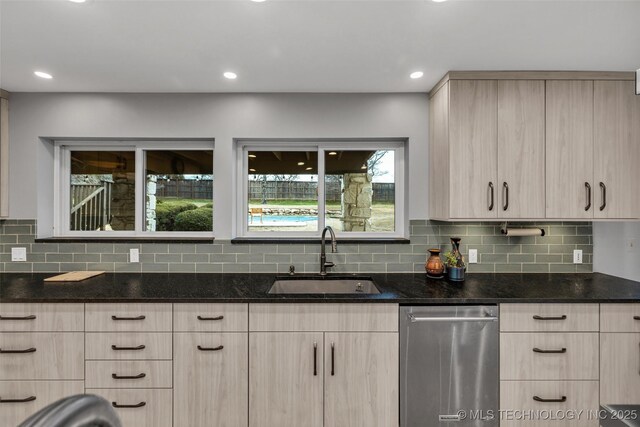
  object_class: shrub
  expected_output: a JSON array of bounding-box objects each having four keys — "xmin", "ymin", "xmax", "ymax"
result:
[
  {"xmin": 200, "ymin": 203, "xmax": 213, "ymax": 209},
  {"xmin": 174, "ymin": 208, "xmax": 213, "ymax": 231},
  {"xmin": 155, "ymin": 202, "xmax": 197, "ymax": 231}
]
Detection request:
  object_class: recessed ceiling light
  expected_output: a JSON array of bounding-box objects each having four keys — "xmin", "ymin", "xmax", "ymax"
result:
[
  {"xmin": 361, "ymin": 164, "xmax": 367, "ymax": 170},
  {"xmin": 248, "ymin": 154, "xmax": 257, "ymax": 158},
  {"xmin": 34, "ymin": 71, "xmax": 53, "ymax": 79},
  {"xmin": 252, "ymin": 0, "xmax": 267, "ymax": 2},
  {"xmin": 69, "ymin": 0, "xmax": 86, "ymax": 3},
  {"xmin": 432, "ymin": 0, "xmax": 448, "ymax": 2},
  {"xmin": 297, "ymin": 162, "xmax": 305, "ymax": 166},
  {"xmin": 410, "ymin": 71, "xmax": 424, "ymax": 79},
  {"xmin": 328, "ymin": 151, "xmax": 337, "ymax": 156},
  {"xmin": 305, "ymin": 167, "xmax": 313, "ymax": 171},
  {"xmin": 249, "ymin": 168, "xmax": 256, "ymax": 172},
  {"xmin": 223, "ymin": 72, "xmax": 237, "ymax": 80}
]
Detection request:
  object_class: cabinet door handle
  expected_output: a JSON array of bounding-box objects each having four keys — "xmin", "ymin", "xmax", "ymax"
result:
[
  {"xmin": 599, "ymin": 182, "xmax": 607, "ymax": 211},
  {"xmin": 633, "ymin": 316, "xmax": 640, "ymax": 320},
  {"xmin": 313, "ymin": 342, "xmax": 317, "ymax": 376},
  {"xmin": 533, "ymin": 315, "xmax": 567, "ymax": 321},
  {"xmin": 197, "ymin": 315, "xmax": 224, "ymax": 321},
  {"xmin": 0, "ymin": 396, "xmax": 36, "ymax": 403},
  {"xmin": 197, "ymin": 345, "xmax": 224, "ymax": 352},
  {"xmin": 0, "ymin": 315, "xmax": 36, "ymax": 321},
  {"xmin": 503, "ymin": 182, "xmax": 509, "ymax": 211},
  {"xmin": 533, "ymin": 395, "xmax": 567, "ymax": 403},
  {"xmin": 111, "ymin": 345, "xmax": 145, "ymax": 351},
  {"xmin": 0, "ymin": 347, "xmax": 36, "ymax": 354},
  {"xmin": 533, "ymin": 347, "xmax": 567, "ymax": 354},
  {"xmin": 488, "ymin": 182, "xmax": 495, "ymax": 211},
  {"xmin": 331, "ymin": 342, "xmax": 335, "ymax": 376},
  {"xmin": 112, "ymin": 373, "xmax": 146, "ymax": 380},
  {"xmin": 112, "ymin": 401, "xmax": 146, "ymax": 408},
  {"xmin": 111, "ymin": 315, "xmax": 145, "ymax": 321},
  {"xmin": 585, "ymin": 182, "xmax": 592, "ymax": 211}
]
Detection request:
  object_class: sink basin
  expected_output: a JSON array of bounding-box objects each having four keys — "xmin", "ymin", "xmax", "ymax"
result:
[{"xmin": 268, "ymin": 276, "xmax": 380, "ymax": 295}]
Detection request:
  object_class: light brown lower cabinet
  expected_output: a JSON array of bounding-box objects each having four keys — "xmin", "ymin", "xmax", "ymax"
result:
[
  {"xmin": 500, "ymin": 381, "xmax": 599, "ymax": 426},
  {"xmin": 249, "ymin": 331, "xmax": 398, "ymax": 427},
  {"xmin": 0, "ymin": 381, "xmax": 84, "ymax": 426},
  {"xmin": 600, "ymin": 333, "xmax": 640, "ymax": 404},
  {"xmin": 174, "ymin": 333, "xmax": 248, "ymax": 427},
  {"xmin": 86, "ymin": 388, "xmax": 172, "ymax": 427}
]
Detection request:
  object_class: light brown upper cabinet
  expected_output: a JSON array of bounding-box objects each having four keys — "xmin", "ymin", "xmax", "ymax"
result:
[
  {"xmin": 593, "ymin": 81, "xmax": 640, "ymax": 219},
  {"xmin": 545, "ymin": 80, "xmax": 594, "ymax": 219},
  {"xmin": 0, "ymin": 90, "xmax": 8, "ymax": 218},
  {"xmin": 430, "ymin": 71, "xmax": 638, "ymax": 221},
  {"xmin": 430, "ymin": 78, "xmax": 545, "ymax": 220}
]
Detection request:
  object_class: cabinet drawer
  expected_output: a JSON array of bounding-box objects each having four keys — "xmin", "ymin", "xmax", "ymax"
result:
[
  {"xmin": 87, "ymin": 388, "xmax": 172, "ymax": 427},
  {"xmin": 601, "ymin": 304, "xmax": 640, "ymax": 332},
  {"xmin": 501, "ymin": 381, "xmax": 599, "ymax": 426},
  {"xmin": 249, "ymin": 303, "xmax": 398, "ymax": 332},
  {"xmin": 600, "ymin": 333, "xmax": 640, "ymax": 404},
  {"xmin": 0, "ymin": 303, "xmax": 83, "ymax": 332},
  {"xmin": 500, "ymin": 333, "xmax": 599, "ymax": 380},
  {"xmin": 0, "ymin": 381, "xmax": 84, "ymax": 427},
  {"xmin": 174, "ymin": 303, "xmax": 248, "ymax": 332},
  {"xmin": 86, "ymin": 304, "xmax": 172, "ymax": 332},
  {"xmin": 0, "ymin": 332, "xmax": 84, "ymax": 380},
  {"xmin": 501, "ymin": 304, "xmax": 599, "ymax": 332},
  {"xmin": 85, "ymin": 360, "xmax": 172, "ymax": 388},
  {"xmin": 85, "ymin": 333, "xmax": 172, "ymax": 360}
]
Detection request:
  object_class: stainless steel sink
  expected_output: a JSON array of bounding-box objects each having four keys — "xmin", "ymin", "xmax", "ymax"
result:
[{"xmin": 268, "ymin": 276, "xmax": 380, "ymax": 294}]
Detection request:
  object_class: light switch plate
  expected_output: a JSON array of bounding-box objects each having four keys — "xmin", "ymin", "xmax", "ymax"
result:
[
  {"xmin": 468, "ymin": 249, "xmax": 478, "ymax": 264},
  {"xmin": 129, "ymin": 248, "xmax": 140, "ymax": 263},
  {"xmin": 11, "ymin": 247, "xmax": 27, "ymax": 262},
  {"xmin": 573, "ymin": 249, "xmax": 583, "ymax": 264}
]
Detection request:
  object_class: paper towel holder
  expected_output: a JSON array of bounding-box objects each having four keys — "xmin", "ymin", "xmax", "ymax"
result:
[{"xmin": 500, "ymin": 222, "xmax": 546, "ymax": 237}]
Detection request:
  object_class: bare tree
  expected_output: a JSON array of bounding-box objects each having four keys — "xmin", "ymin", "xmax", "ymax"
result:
[{"xmin": 367, "ymin": 150, "xmax": 391, "ymax": 178}]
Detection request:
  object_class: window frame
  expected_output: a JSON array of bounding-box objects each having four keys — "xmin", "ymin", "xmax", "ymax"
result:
[
  {"xmin": 235, "ymin": 139, "xmax": 405, "ymax": 239},
  {"xmin": 54, "ymin": 139, "xmax": 215, "ymax": 238}
]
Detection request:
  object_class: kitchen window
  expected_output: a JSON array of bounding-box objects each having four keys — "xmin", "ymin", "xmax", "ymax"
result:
[
  {"xmin": 54, "ymin": 140, "xmax": 214, "ymax": 238},
  {"xmin": 236, "ymin": 140, "xmax": 405, "ymax": 239}
]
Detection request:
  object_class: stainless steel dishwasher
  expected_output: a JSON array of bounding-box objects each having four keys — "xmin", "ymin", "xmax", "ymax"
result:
[{"xmin": 400, "ymin": 305, "xmax": 499, "ymax": 426}]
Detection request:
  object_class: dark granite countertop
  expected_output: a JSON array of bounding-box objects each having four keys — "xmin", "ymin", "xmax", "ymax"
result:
[{"xmin": 1, "ymin": 272, "xmax": 639, "ymax": 303}]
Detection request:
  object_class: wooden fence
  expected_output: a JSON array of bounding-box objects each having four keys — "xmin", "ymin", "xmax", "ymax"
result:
[{"xmin": 156, "ymin": 179, "xmax": 214, "ymax": 200}]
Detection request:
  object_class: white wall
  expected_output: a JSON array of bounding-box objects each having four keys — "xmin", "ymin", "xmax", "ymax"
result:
[
  {"xmin": 593, "ymin": 222, "xmax": 640, "ymax": 281},
  {"xmin": 8, "ymin": 93, "xmax": 429, "ymax": 238}
]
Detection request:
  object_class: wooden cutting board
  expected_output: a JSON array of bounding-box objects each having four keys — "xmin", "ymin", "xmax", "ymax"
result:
[{"xmin": 44, "ymin": 271, "xmax": 105, "ymax": 282}]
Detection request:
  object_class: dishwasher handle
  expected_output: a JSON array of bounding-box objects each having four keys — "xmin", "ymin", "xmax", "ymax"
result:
[{"xmin": 407, "ymin": 313, "xmax": 498, "ymax": 323}]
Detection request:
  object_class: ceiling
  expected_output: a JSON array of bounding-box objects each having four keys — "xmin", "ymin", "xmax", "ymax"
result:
[{"xmin": 1, "ymin": 0, "xmax": 639, "ymax": 93}]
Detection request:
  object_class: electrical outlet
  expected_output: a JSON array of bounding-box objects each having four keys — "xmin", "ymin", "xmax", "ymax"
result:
[
  {"xmin": 468, "ymin": 249, "xmax": 478, "ymax": 264},
  {"xmin": 129, "ymin": 248, "xmax": 140, "ymax": 263},
  {"xmin": 573, "ymin": 249, "xmax": 583, "ymax": 264},
  {"xmin": 11, "ymin": 247, "xmax": 27, "ymax": 262}
]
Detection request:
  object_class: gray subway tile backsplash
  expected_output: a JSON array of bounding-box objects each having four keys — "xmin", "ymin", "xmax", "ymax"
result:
[{"xmin": 0, "ymin": 220, "xmax": 593, "ymax": 274}]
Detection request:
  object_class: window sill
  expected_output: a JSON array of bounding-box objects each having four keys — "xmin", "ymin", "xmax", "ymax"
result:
[
  {"xmin": 230, "ymin": 237, "xmax": 410, "ymax": 244},
  {"xmin": 35, "ymin": 237, "xmax": 215, "ymax": 244}
]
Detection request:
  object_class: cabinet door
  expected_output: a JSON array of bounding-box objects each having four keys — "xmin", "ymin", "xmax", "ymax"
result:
[
  {"xmin": 249, "ymin": 332, "xmax": 323, "ymax": 427},
  {"xmin": 600, "ymin": 333, "xmax": 640, "ymax": 404},
  {"xmin": 498, "ymin": 80, "xmax": 546, "ymax": 218},
  {"xmin": 174, "ymin": 333, "xmax": 248, "ymax": 427},
  {"xmin": 449, "ymin": 80, "xmax": 498, "ymax": 219},
  {"xmin": 324, "ymin": 332, "xmax": 399, "ymax": 427},
  {"xmin": 594, "ymin": 81, "xmax": 640, "ymax": 219},
  {"xmin": 546, "ymin": 80, "xmax": 594, "ymax": 219}
]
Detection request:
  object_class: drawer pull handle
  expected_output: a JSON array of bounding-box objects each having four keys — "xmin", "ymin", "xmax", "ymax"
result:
[
  {"xmin": 197, "ymin": 315, "xmax": 224, "ymax": 321},
  {"xmin": 111, "ymin": 345, "xmax": 146, "ymax": 351},
  {"xmin": 533, "ymin": 315, "xmax": 567, "ymax": 321},
  {"xmin": 633, "ymin": 316, "xmax": 640, "ymax": 320},
  {"xmin": 331, "ymin": 342, "xmax": 335, "ymax": 376},
  {"xmin": 0, "ymin": 396, "xmax": 36, "ymax": 403},
  {"xmin": 112, "ymin": 373, "xmax": 146, "ymax": 380},
  {"xmin": 533, "ymin": 347, "xmax": 567, "ymax": 354},
  {"xmin": 112, "ymin": 401, "xmax": 146, "ymax": 408},
  {"xmin": 313, "ymin": 342, "xmax": 318, "ymax": 376},
  {"xmin": 0, "ymin": 347, "xmax": 36, "ymax": 354},
  {"xmin": 0, "ymin": 315, "xmax": 36, "ymax": 321},
  {"xmin": 197, "ymin": 345, "xmax": 224, "ymax": 352},
  {"xmin": 533, "ymin": 395, "xmax": 567, "ymax": 403},
  {"xmin": 111, "ymin": 315, "xmax": 146, "ymax": 321}
]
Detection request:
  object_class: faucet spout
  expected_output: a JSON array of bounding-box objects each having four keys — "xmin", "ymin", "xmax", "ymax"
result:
[{"xmin": 320, "ymin": 226, "xmax": 337, "ymax": 276}]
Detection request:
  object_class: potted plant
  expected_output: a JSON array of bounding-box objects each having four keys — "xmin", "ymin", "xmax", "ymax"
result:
[{"xmin": 443, "ymin": 250, "xmax": 465, "ymax": 282}]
